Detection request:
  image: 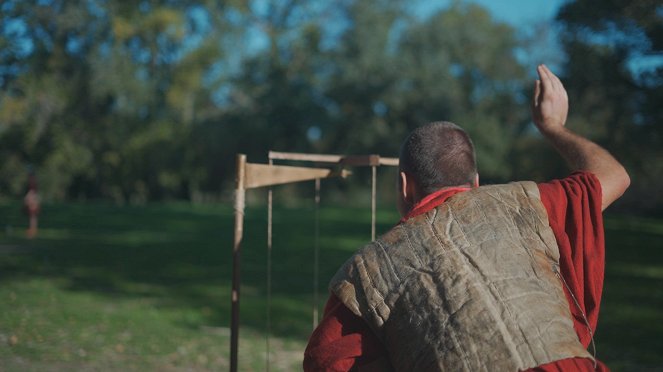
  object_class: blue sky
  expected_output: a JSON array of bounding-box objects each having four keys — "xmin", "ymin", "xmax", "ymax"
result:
[
  {"xmin": 411, "ymin": 0, "xmax": 570, "ymax": 72},
  {"xmin": 415, "ymin": 0, "xmax": 569, "ymax": 29},
  {"xmin": 467, "ymin": 0, "xmax": 567, "ymax": 26}
]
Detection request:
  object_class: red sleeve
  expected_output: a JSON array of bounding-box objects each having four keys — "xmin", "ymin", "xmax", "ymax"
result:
[
  {"xmin": 537, "ymin": 171, "xmax": 605, "ymax": 348},
  {"xmin": 303, "ymin": 295, "xmax": 387, "ymax": 371}
]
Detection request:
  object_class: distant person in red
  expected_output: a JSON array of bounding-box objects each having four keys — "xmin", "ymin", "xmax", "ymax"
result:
[
  {"xmin": 304, "ymin": 65, "xmax": 630, "ymax": 371},
  {"xmin": 23, "ymin": 171, "xmax": 40, "ymax": 239}
]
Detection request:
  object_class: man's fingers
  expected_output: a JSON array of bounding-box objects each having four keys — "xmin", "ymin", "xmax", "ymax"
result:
[
  {"xmin": 537, "ymin": 64, "xmax": 548, "ymax": 85},
  {"xmin": 531, "ymin": 79, "xmax": 542, "ymax": 123},
  {"xmin": 532, "ymin": 80, "xmax": 541, "ymax": 107},
  {"xmin": 539, "ymin": 64, "xmax": 566, "ymax": 96},
  {"xmin": 547, "ymin": 66, "xmax": 563, "ymax": 92},
  {"xmin": 538, "ymin": 64, "xmax": 555, "ymax": 96},
  {"xmin": 540, "ymin": 64, "xmax": 557, "ymax": 92},
  {"xmin": 543, "ymin": 64, "xmax": 565, "ymax": 93},
  {"xmin": 532, "ymin": 63, "xmax": 569, "ymax": 129}
]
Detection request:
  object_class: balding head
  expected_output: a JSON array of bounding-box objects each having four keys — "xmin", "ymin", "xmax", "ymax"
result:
[{"xmin": 398, "ymin": 121, "xmax": 478, "ymax": 203}]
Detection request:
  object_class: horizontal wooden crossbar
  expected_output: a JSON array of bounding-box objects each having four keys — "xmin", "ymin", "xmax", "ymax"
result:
[
  {"xmin": 268, "ymin": 151, "xmax": 399, "ymax": 167},
  {"xmin": 244, "ymin": 163, "xmax": 350, "ymax": 189}
]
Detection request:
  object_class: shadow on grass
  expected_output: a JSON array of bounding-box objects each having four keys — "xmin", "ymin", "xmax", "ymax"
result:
[
  {"xmin": 0, "ymin": 200, "xmax": 397, "ymax": 341},
  {"xmin": 2, "ymin": 203, "xmax": 662, "ymax": 370},
  {"xmin": 596, "ymin": 218, "xmax": 663, "ymax": 370}
]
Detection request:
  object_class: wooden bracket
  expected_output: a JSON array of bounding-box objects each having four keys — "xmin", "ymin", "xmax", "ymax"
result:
[{"xmin": 244, "ymin": 163, "xmax": 351, "ymax": 189}]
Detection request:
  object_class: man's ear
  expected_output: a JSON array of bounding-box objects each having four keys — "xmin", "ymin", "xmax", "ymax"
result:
[
  {"xmin": 397, "ymin": 171, "xmax": 418, "ymax": 217},
  {"xmin": 400, "ymin": 171, "xmax": 417, "ymax": 203},
  {"xmin": 399, "ymin": 171, "xmax": 409, "ymax": 201}
]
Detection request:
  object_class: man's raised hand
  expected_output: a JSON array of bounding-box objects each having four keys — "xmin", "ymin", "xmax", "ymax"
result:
[
  {"xmin": 531, "ymin": 64, "xmax": 569, "ymax": 136},
  {"xmin": 530, "ymin": 64, "xmax": 629, "ymax": 210}
]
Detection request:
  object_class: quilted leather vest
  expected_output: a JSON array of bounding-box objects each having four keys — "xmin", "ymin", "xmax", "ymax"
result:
[{"xmin": 330, "ymin": 181, "xmax": 592, "ymax": 371}]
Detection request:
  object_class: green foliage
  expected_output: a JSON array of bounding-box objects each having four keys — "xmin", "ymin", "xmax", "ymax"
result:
[
  {"xmin": 0, "ymin": 0, "xmax": 232, "ymax": 202},
  {"xmin": 556, "ymin": 0, "xmax": 663, "ymax": 211},
  {"xmin": 0, "ymin": 0, "xmax": 660, "ymax": 210},
  {"xmin": 0, "ymin": 0, "xmax": 531, "ymax": 202},
  {"xmin": 316, "ymin": 1, "xmax": 530, "ymax": 185}
]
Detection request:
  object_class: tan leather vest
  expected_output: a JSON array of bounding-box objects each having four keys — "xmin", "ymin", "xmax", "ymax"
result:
[{"xmin": 330, "ymin": 182, "xmax": 592, "ymax": 371}]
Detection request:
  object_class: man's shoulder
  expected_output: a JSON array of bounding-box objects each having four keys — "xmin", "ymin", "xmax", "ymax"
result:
[
  {"xmin": 477, "ymin": 180, "xmax": 539, "ymax": 193},
  {"xmin": 537, "ymin": 171, "xmax": 602, "ymax": 208},
  {"xmin": 538, "ymin": 171, "xmax": 600, "ymax": 192},
  {"xmin": 446, "ymin": 181, "xmax": 542, "ymax": 205}
]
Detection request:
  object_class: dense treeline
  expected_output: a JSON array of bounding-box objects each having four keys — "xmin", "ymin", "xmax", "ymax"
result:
[
  {"xmin": 556, "ymin": 0, "xmax": 663, "ymax": 211},
  {"xmin": 0, "ymin": 0, "xmax": 660, "ymax": 211}
]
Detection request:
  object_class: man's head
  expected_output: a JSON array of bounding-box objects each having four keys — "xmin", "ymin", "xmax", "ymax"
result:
[{"xmin": 397, "ymin": 121, "xmax": 478, "ymax": 216}]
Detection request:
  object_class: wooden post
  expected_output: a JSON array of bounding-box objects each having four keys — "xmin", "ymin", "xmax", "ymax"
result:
[
  {"xmin": 371, "ymin": 165, "xmax": 377, "ymax": 241},
  {"xmin": 313, "ymin": 178, "xmax": 321, "ymax": 329},
  {"xmin": 229, "ymin": 152, "xmax": 394, "ymax": 371},
  {"xmin": 231, "ymin": 154, "xmax": 246, "ymax": 372}
]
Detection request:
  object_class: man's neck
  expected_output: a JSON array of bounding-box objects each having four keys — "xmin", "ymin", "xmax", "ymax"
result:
[{"xmin": 401, "ymin": 186, "xmax": 472, "ymax": 223}]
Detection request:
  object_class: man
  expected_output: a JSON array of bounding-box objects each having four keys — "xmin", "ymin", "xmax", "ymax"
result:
[
  {"xmin": 304, "ymin": 65, "xmax": 630, "ymax": 371},
  {"xmin": 23, "ymin": 171, "xmax": 40, "ymax": 239}
]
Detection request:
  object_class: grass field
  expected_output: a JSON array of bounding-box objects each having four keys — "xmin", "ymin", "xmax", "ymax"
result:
[{"xmin": 0, "ymin": 201, "xmax": 661, "ymax": 371}]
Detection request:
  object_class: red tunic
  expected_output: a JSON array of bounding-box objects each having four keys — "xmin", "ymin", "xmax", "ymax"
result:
[{"xmin": 304, "ymin": 172, "xmax": 608, "ymax": 371}]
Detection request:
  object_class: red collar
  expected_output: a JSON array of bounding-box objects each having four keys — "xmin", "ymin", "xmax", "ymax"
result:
[{"xmin": 400, "ymin": 187, "xmax": 471, "ymax": 223}]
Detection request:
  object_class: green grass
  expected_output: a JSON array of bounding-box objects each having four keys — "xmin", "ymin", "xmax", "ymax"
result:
[
  {"xmin": 0, "ymin": 202, "xmax": 661, "ymax": 371},
  {"xmin": 597, "ymin": 215, "xmax": 663, "ymax": 370},
  {"xmin": 0, "ymin": 200, "xmax": 395, "ymax": 371}
]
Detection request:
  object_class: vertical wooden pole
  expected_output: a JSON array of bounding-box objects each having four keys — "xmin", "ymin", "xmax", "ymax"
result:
[
  {"xmin": 371, "ymin": 165, "xmax": 377, "ymax": 241},
  {"xmin": 313, "ymin": 178, "xmax": 321, "ymax": 329},
  {"xmin": 266, "ymin": 158, "xmax": 273, "ymax": 372},
  {"xmin": 231, "ymin": 154, "xmax": 246, "ymax": 372}
]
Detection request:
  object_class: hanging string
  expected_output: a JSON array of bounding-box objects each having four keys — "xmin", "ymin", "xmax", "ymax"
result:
[
  {"xmin": 371, "ymin": 165, "xmax": 377, "ymax": 241},
  {"xmin": 266, "ymin": 159, "xmax": 273, "ymax": 372},
  {"xmin": 554, "ymin": 265, "xmax": 597, "ymax": 367},
  {"xmin": 313, "ymin": 178, "xmax": 321, "ymax": 329}
]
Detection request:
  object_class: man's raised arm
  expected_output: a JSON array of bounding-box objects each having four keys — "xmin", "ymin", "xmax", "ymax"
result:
[{"xmin": 531, "ymin": 64, "xmax": 630, "ymax": 210}]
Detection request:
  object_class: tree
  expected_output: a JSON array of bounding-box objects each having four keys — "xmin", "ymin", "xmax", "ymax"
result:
[
  {"xmin": 324, "ymin": 1, "xmax": 529, "ymax": 182},
  {"xmin": 0, "ymin": 0, "xmax": 547, "ymax": 202},
  {"xmin": 556, "ymin": 0, "xmax": 663, "ymax": 211},
  {"xmin": 0, "ymin": 0, "xmax": 232, "ymax": 201}
]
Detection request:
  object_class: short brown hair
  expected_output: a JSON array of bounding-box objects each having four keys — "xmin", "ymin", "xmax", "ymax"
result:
[{"xmin": 399, "ymin": 121, "xmax": 477, "ymax": 195}]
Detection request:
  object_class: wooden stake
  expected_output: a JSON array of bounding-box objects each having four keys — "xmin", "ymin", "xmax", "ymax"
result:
[
  {"xmin": 371, "ymin": 165, "xmax": 377, "ymax": 241},
  {"xmin": 313, "ymin": 178, "xmax": 321, "ymax": 329},
  {"xmin": 230, "ymin": 154, "xmax": 246, "ymax": 372},
  {"xmin": 265, "ymin": 159, "xmax": 273, "ymax": 372}
]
